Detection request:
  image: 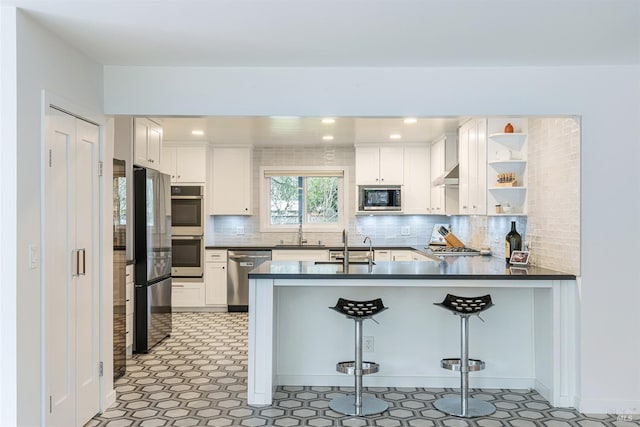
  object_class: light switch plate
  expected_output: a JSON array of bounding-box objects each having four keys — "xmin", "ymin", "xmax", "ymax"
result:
[{"xmin": 28, "ymin": 245, "xmax": 40, "ymax": 269}]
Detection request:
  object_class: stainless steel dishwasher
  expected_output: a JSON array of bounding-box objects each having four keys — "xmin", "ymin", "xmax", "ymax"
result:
[{"xmin": 227, "ymin": 250, "xmax": 272, "ymax": 312}]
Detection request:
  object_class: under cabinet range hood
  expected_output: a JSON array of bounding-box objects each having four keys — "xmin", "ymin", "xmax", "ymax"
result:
[{"xmin": 432, "ymin": 164, "xmax": 459, "ymax": 187}]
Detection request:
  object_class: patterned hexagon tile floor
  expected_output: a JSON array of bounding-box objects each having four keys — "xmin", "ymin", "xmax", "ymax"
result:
[{"xmin": 87, "ymin": 313, "xmax": 636, "ymax": 427}]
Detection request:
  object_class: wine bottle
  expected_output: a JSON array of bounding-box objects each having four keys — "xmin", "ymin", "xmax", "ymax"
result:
[{"xmin": 505, "ymin": 221, "xmax": 522, "ymax": 263}]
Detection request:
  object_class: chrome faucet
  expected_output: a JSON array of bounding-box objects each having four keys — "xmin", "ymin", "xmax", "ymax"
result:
[
  {"xmin": 363, "ymin": 236, "xmax": 373, "ymax": 268},
  {"xmin": 342, "ymin": 229, "xmax": 349, "ymax": 269},
  {"xmin": 298, "ymin": 224, "xmax": 307, "ymax": 246}
]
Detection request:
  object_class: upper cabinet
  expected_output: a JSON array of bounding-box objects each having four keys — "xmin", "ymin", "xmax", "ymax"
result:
[
  {"xmin": 458, "ymin": 119, "xmax": 487, "ymax": 215},
  {"xmin": 163, "ymin": 145, "xmax": 207, "ymax": 184},
  {"xmin": 133, "ymin": 118, "xmax": 162, "ymax": 170},
  {"xmin": 209, "ymin": 147, "xmax": 252, "ymax": 215},
  {"xmin": 429, "ymin": 133, "xmax": 458, "ymax": 215},
  {"xmin": 355, "ymin": 146, "xmax": 404, "ymax": 186},
  {"xmin": 487, "ymin": 118, "xmax": 528, "ymax": 215},
  {"xmin": 403, "ymin": 146, "xmax": 431, "ymax": 214}
]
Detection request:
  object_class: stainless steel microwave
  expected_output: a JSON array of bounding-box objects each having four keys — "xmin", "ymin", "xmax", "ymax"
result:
[{"xmin": 358, "ymin": 186, "xmax": 402, "ymax": 211}]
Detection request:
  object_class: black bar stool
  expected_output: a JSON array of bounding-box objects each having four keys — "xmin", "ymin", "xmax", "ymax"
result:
[
  {"xmin": 328, "ymin": 297, "xmax": 389, "ymax": 416},
  {"xmin": 433, "ymin": 293, "xmax": 496, "ymax": 418}
]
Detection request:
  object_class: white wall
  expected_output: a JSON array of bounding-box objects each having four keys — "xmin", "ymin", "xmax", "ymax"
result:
[
  {"xmin": 105, "ymin": 65, "xmax": 640, "ymax": 413},
  {"xmin": 6, "ymin": 9, "xmax": 107, "ymax": 426},
  {"xmin": 0, "ymin": 6, "xmax": 18, "ymax": 426}
]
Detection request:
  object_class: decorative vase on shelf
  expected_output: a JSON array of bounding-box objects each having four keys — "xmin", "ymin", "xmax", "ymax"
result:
[{"xmin": 504, "ymin": 123, "xmax": 514, "ymax": 133}]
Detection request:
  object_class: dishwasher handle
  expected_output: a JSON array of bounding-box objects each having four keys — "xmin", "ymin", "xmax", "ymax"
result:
[{"xmin": 229, "ymin": 254, "xmax": 271, "ymax": 260}]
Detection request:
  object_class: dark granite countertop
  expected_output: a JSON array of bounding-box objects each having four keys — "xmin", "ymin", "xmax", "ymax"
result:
[
  {"xmin": 206, "ymin": 245, "xmax": 436, "ymax": 252},
  {"xmin": 248, "ymin": 257, "xmax": 575, "ymax": 280}
]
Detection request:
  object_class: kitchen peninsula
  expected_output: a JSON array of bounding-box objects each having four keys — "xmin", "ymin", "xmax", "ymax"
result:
[{"xmin": 247, "ymin": 257, "xmax": 578, "ymax": 409}]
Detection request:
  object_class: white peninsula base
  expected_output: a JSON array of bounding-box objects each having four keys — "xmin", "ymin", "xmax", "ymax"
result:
[{"xmin": 248, "ymin": 276, "xmax": 578, "ymax": 409}]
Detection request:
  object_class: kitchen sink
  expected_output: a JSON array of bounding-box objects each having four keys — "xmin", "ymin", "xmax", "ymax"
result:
[{"xmin": 275, "ymin": 244, "xmax": 326, "ymax": 248}]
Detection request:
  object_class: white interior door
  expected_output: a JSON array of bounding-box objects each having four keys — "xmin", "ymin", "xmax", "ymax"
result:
[
  {"xmin": 74, "ymin": 119, "xmax": 100, "ymax": 425},
  {"xmin": 45, "ymin": 107, "xmax": 100, "ymax": 427}
]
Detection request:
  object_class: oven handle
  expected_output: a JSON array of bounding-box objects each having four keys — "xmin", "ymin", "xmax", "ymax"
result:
[
  {"xmin": 172, "ymin": 236, "xmax": 203, "ymax": 240},
  {"xmin": 171, "ymin": 195, "xmax": 203, "ymax": 200}
]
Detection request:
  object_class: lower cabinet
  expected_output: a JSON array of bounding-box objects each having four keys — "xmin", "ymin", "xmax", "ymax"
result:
[
  {"xmin": 172, "ymin": 281, "xmax": 205, "ymax": 307},
  {"xmin": 390, "ymin": 250, "xmax": 414, "ymax": 261},
  {"xmin": 205, "ymin": 249, "xmax": 228, "ymax": 307},
  {"xmin": 272, "ymin": 249, "xmax": 329, "ymax": 261}
]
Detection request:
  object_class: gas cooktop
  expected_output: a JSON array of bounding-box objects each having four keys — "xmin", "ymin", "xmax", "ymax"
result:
[{"xmin": 427, "ymin": 246, "xmax": 481, "ymax": 256}]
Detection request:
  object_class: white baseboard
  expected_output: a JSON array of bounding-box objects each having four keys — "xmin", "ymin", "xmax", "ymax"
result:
[
  {"xmin": 172, "ymin": 306, "xmax": 228, "ymax": 312},
  {"xmin": 276, "ymin": 374, "xmax": 535, "ymax": 391},
  {"xmin": 102, "ymin": 389, "xmax": 117, "ymax": 413},
  {"xmin": 579, "ymin": 397, "xmax": 640, "ymax": 416}
]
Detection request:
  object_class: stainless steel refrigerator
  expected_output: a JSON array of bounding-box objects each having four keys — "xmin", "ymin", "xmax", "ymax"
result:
[{"xmin": 133, "ymin": 167, "xmax": 172, "ymax": 353}]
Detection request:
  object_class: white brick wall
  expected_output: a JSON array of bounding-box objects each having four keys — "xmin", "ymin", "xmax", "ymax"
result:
[{"xmin": 527, "ymin": 117, "xmax": 581, "ymax": 274}]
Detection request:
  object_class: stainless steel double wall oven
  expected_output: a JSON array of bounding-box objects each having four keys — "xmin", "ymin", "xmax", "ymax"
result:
[{"xmin": 171, "ymin": 185, "xmax": 204, "ymax": 278}]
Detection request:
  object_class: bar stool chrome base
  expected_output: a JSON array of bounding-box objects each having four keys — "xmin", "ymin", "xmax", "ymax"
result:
[
  {"xmin": 434, "ymin": 396, "xmax": 496, "ymax": 418},
  {"xmin": 329, "ymin": 394, "xmax": 389, "ymax": 416}
]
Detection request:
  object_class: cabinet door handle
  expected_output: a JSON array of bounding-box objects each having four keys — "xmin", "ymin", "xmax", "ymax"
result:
[
  {"xmin": 174, "ymin": 284, "xmax": 185, "ymax": 288},
  {"xmin": 81, "ymin": 249, "xmax": 86, "ymax": 276}
]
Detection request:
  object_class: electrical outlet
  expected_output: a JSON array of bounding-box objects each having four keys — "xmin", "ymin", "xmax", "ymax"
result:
[
  {"xmin": 401, "ymin": 226, "xmax": 410, "ymax": 236},
  {"xmin": 236, "ymin": 226, "xmax": 245, "ymax": 235},
  {"xmin": 363, "ymin": 336, "xmax": 374, "ymax": 352}
]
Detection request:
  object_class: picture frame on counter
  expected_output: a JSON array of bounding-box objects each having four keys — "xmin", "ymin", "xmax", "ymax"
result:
[{"xmin": 510, "ymin": 250, "xmax": 530, "ymax": 265}]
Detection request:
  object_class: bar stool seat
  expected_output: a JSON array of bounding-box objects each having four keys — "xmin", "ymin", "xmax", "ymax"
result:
[
  {"xmin": 433, "ymin": 293, "xmax": 496, "ymax": 418},
  {"xmin": 329, "ymin": 298, "xmax": 388, "ymax": 416}
]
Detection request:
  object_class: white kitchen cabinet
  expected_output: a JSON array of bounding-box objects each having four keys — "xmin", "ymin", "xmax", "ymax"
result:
[
  {"xmin": 487, "ymin": 118, "xmax": 528, "ymax": 215},
  {"xmin": 459, "ymin": 119, "xmax": 487, "ymax": 215},
  {"xmin": 133, "ymin": 117, "xmax": 163, "ymax": 170},
  {"xmin": 125, "ymin": 264, "xmax": 134, "ymax": 354},
  {"xmin": 430, "ymin": 134, "xmax": 458, "ymax": 215},
  {"xmin": 374, "ymin": 250, "xmax": 391, "ymax": 261},
  {"xmin": 403, "ymin": 146, "xmax": 431, "ymax": 214},
  {"xmin": 355, "ymin": 146, "xmax": 404, "ymax": 185},
  {"xmin": 390, "ymin": 250, "xmax": 413, "ymax": 261},
  {"xmin": 164, "ymin": 145, "xmax": 207, "ymax": 183},
  {"xmin": 205, "ymin": 250, "xmax": 228, "ymax": 306},
  {"xmin": 209, "ymin": 147, "xmax": 252, "ymax": 215},
  {"xmin": 272, "ymin": 249, "xmax": 329, "ymax": 261},
  {"xmin": 172, "ymin": 281, "xmax": 205, "ymax": 308}
]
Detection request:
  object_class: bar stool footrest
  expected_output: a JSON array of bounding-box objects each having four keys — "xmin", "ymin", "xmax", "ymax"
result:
[
  {"xmin": 440, "ymin": 358, "xmax": 485, "ymax": 371},
  {"xmin": 336, "ymin": 361, "xmax": 379, "ymax": 375}
]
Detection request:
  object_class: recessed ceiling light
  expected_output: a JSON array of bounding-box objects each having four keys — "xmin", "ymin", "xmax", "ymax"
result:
[
  {"xmin": 191, "ymin": 130, "xmax": 204, "ymax": 136},
  {"xmin": 389, "ymin": 134, "xmax": 402, "ymax": 140},
  {"xmin": 322, "ymin": 135, "xmax": 334, "ymax": 141},
  {"xmin": 321, "ymin": 118, "xmax": 335, "ymax": 124},
  {"xmin": 403, "ymin": 118, "xmax": 417, "ymax": 124}
]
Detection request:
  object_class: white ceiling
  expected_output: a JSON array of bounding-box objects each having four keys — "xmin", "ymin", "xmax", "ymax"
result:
[
  {"xmin": 8, "ymin": 0, "xmax": 638, "ymax": 146},
  {"xmin": 7, "ymin": 0, "xmax": 640, "ymax": 67},
  {"xmin": 161, "ymin": 116, "xmax": 462, "ymax": 145}
]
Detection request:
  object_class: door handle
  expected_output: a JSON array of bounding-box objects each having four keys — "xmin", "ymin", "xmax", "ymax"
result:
[
  {"xmin": 72, "ymin": 249, "xmax": 79, "ymax": 277},
  {"xmin": 81, "ymin": 249, "xmax": 86, "ymax": 276}
]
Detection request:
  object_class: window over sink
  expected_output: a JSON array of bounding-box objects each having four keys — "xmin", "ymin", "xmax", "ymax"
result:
[{"xmin": 260, "ymin": 167, "xmax": 347, "ymax": 232}]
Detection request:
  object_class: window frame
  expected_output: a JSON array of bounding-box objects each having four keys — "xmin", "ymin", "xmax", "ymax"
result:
[{"xmin": 259, "ymin": 166, "xmax": 349, "ymax": 233}]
